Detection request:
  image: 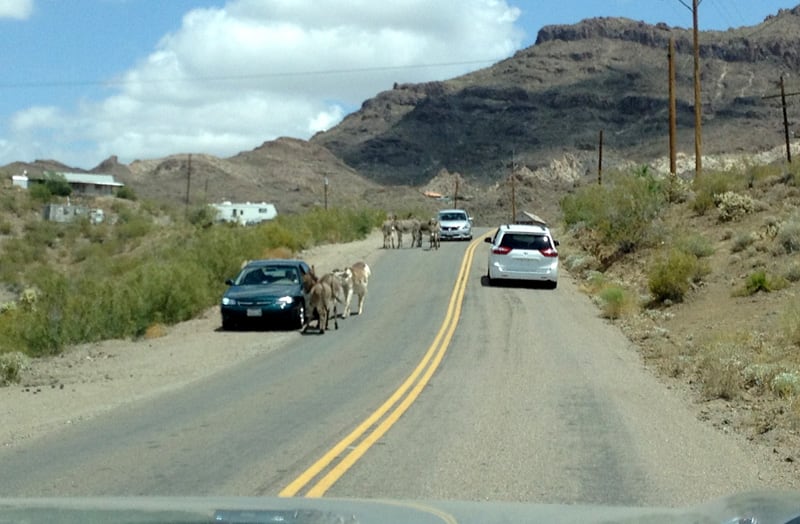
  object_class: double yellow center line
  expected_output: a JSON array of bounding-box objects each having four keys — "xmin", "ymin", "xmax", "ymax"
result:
[{"xmin": 279, "ymin": 235, "xmax": 484, "ymax": 498}]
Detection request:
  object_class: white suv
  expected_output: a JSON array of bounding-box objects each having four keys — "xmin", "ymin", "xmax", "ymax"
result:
[{"xmin": 484, "ymin": 224, "xmax": 559, "ymax": 288}]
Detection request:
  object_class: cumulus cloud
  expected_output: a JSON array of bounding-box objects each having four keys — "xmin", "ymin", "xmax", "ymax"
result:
[
  {"xmin": 0, "ymin": 0, "xmax": 33, "ymax": 20},
  {"xmin": 5, "ymin": 0, "xmax": 523, "ymax": 168}
]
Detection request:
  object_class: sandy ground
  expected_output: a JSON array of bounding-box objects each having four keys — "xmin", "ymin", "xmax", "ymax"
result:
[{"xmin": 0, "ymin": 230, "xmax": 385, "ymax": 449}]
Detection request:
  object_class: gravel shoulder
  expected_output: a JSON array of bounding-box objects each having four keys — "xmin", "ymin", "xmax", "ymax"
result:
[{"xmin": 0, "ymin": 230, "xmax": 385, "ymax": 449}]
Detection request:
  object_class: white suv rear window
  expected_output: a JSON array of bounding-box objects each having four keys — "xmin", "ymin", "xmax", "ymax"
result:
[{"xmin": 499, "ymin": 233, "xmax": 551, "ymax": 250}]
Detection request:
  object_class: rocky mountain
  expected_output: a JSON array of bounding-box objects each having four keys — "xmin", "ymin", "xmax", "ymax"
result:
[
  {"xmin": 5, "ymin": 7, "xmax": 800, "ymax": 222},
  {"xmin": 312, "ymin": 6, "xmax": 800, "ymax": 186}
]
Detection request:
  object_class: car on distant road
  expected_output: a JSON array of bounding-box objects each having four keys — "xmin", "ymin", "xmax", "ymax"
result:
[
  {"xmin": 437, "ymin": 208, "xmax": 473, "ymax": 241},
  {"xmin": 485, "ymin": 223, "xmax": 559, "ymax": 288},
  {"xmin": 220, "ymin": 259, "xmax": 311, "ymax": 330}
]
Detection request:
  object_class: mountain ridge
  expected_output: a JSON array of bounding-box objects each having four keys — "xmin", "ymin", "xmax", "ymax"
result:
[{"xmin": 5, "ymin": 6, "xmax": 800, "ymax": 221}]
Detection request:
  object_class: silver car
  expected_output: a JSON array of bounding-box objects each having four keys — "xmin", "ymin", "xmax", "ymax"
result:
[
  {"xmin": 437, "ymin": 209, "xmax": 473, "ymax": 241},
  {"xmin": 485, "ymin": 224, "xmax": 559, "ymax": 288}
]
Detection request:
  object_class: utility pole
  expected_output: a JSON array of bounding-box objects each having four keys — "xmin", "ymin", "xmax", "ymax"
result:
[
  {"xmin": 510, "ymin": 152, "xmax": 517, "ymax": 223},
  {"xmin": 678, "ymin": 0, "xmax": 703, "ymax": 177},
  {"xmin": 453, "ymin": 177, "xmax": 459, "ymax": 208},
  {"xmin": 762, "ymin": 76, "xmax": 800, "ymax": 164},
  {"xmin": 781, "ymin": 76, "xmax": 792, "ymax": 164},
  {"xmin": 324, "ymin": 176, "xmax": 329, "ymax": 210},
  {"xmin": 668, "ymin": 37, "xmax": 678, "ymax": 176}
]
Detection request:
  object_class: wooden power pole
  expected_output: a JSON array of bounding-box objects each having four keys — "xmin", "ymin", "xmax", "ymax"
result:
[
  {"xmin": 762, "ymin": 76, "xmax": 800, "ymax": 164},
  {"xmin": 668, "ymin": 37, "xmax": 678, "ymax": 176},
  {"xmin": 691, "ymin": 0, "xmax": 703, "ymax": 177},
  {"xmin": 781, "ymin": 76, "xmax": 792, "ymax": 164}
]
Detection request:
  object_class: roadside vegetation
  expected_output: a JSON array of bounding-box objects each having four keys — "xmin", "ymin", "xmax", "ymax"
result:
[
  {"xmin": 559, "ymin": 160, "xmax": 800, "ymax": 434},
  {"xmin": 0, "ymin": 184, "xmax": 383, "ymax": 376}
]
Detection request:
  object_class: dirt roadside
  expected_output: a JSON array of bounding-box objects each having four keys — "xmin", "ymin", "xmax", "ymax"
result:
[{"xmin": 0, "ymin": 230, "xmax": 386, "ymax": 449}]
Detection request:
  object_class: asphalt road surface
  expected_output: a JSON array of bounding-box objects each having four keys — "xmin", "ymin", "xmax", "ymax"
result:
[{"xmin": 0, "ymin": 230, "xmax": 788, "ymax": 507}]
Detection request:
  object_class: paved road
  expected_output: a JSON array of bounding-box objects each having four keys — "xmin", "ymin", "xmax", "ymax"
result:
[{"xmin": 0, "ymin": 231, "xmax": 787, "ymax": 506}]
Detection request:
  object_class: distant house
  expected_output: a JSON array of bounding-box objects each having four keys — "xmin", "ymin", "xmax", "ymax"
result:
[
  {"xmin": 211, "ymin": 202, "xmax": 277, "ymax": 225},
  {"xmin": 58, "ymin": 173, "xmax": 124, "ymax": 196},
  {"xmin": 11, "ymin": 174, "xmax": 28, "ymax": 189},
  {"xmin": 28, "ymin": 172, "xmax": 124, "ymax": 196}
]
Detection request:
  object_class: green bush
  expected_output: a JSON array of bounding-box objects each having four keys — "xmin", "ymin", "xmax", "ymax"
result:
[
  {"xmin": 736, "ymin": 270, "xmax": 787, "ymax": 296},
  {"xmin": 777, "ymin": 219, "xmax": 800, "ymax": 254},
  {"xmin": 731, "ymin": 232, "xmax": 756, "ymax": 253},
  {"xmin": 43, "ymin": 172, "xmax": 72, "ymax": 197},
  {"xmin": 115, "ymin": 186, "xmax": 137, "ymax": 201},
  {"xmin": 648, "ymin": 249, "xmax": 701, "ymax": 303},
  {"xmin": 0, "ymin": 205, "xmax": 385, "ymax": 356},
  {"xmin": 691, "ymin": 170, "xmax": 744, "ymax": 216},
  {"xmin": 598, "ymin": 285, "xmax": 635, "ymax": 319},
  {"xmin": 28, "ymin": 183, "xmax": 52, "ymax": 203},
  {"xmin": 698, "ymin": 338, "xmax": 744, "ymax": 400},
  {"xmin": 561, "ymin": 167, "xmax": 667, "ymax": 254},
  {"xmin": 676, "ymin": 234, "xmax": 714, "ymax": 258},
  {"xmin": 0, "ymin": 351, "xmax": 26, "ymax": 385}
]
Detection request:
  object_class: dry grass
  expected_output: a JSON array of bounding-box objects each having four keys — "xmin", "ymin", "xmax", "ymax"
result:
[{"xmin": 143, "ymin": 323, "xmax": 168, "ymax": 340}]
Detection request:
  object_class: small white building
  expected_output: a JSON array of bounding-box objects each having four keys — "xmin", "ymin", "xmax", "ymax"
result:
[
  {"xmin": 211, "ymin": 202, "xmax": 277, "ymax": 225},
  {"xmin": 11, "ymin": 174, "xmax": 28, "ymax": 189}
]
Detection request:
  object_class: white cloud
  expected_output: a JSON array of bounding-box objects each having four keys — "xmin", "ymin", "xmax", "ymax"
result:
[
  {"xmin": 2, "ymin": 0, "xmax": 523, "ymax": 168},
  {"xmin": 0, "ymin": 0, "xmax": 33, "ymax": 20}
]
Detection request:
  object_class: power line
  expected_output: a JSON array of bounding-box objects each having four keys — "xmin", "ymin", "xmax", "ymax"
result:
[{"xmin": 0, "ymin": 58, "xmax": 503, "ymax": 90}]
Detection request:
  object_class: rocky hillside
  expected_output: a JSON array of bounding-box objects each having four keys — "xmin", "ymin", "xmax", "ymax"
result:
[
  {"xmin": 312, "ymin": 7, "xmax": 800, "ymax": 186},
  {"xmin": 5, "ymin": 7, "xmax": 800, "ymax": 224}
]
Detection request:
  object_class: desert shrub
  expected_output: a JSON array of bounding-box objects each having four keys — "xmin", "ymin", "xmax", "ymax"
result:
[
  {"xmin": 42, "ymin": 172, "xmax": 72, "ymax": 197},
  {"xmin": 27, "ymin": 183, "xmax": 52, "ymax": 203},
  {"xmin": 561, "ymin": 167, "xmax": 667, "ymax": 254},
  {"xmin": 115, "ymin": 186, "xmax": 137, "ymax": 201},
  {"xmin": 676, "ymin": 233, "xmax": 714, "ymax": 258},
  {"xmin": 562, "ymin": 253, "xmax": 600, "ymax": 273},
  {"xmin": 697, "ymin": 338, "xmax": 746, "ymax": 400},
  {"xmin": 771, "ymin": 372, "xmax": 800, "ymax": 398},
  {"xmin": 744, "ymin": 163, "xmax": 784, "ymax": 188},
  {"xmin": 781, "ymin": 300, "xmax": 800, "ymax": 347},
  {"xmin": 731, "ymin": 232, "xmax": 756, "ymax": 253},
  {"xmin": 715, "ymin": 191, "xmax": 754, "ymax": 222},
  {"xmin": 113, "ymin": 208, "xmax": 153, "ymax": 242},
  {"xmin": 598, "ymin": 285, "xmax": 635, "ymax": 319},
  {"xmin": 0, "ymin": 351, "xmax": 27, "ymax": 385},
  {"xmin": 777, "ymin": 218, "xmax": 800, "ymax": 254},
  {"xmin": 735, "ymin": 270, "xmax": 787, "ymax": 296},
  {"xmin": 786, "ymin": 263, "xmax": 800, "ymax": 283},
  {"xmin": 647, "ymin": 249, "xmax": 703, "ymax": 303},
  {"xmin": 187, "ymin": 204, "xmax": 215, "ymax": 227},
  {"xmin": 691, "ymin": 170, "xmax": 741, "ymax": 215}
]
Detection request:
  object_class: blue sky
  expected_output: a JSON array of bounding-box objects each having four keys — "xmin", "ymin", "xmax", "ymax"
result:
[{"xmin": 0, "ymin": 0, "xmax": 795, "ymax": 169}]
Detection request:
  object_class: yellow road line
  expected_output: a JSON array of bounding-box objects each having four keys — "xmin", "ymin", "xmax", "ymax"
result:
[{"xmin": 279, "ymin": 235, "xmax": 485, "ymax": 498}]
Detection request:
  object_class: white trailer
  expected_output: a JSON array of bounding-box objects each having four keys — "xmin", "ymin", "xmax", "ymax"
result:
[{"xmin": 211, "ymin": 202, "xmax": 277, "ymax": 225}]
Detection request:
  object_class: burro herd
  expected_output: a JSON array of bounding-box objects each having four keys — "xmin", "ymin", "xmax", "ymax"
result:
[
  {"xmin": 381, "ymin": 215, "xmax": 441, "ymax": 250},
  {"xmin": 301, "ymin": 261, "xmax": 371, "ymax": 334},
  {"xmin": 300, "ymin": 215, "xmax": 443, "ymax": 334}
]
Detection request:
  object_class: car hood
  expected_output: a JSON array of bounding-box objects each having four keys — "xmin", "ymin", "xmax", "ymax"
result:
[
  {"xmin": 0, "ymin": 491, "xmax": 798, "ymax": 523},
  {"xmin": 223, "ymin": 283, "xmax": 300, "ymax": 301}
]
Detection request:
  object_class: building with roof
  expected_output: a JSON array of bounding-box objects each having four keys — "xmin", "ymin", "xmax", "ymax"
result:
[{"xmin": 58, "ymin": 173, "xmax": 124, "ymax": 196}]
